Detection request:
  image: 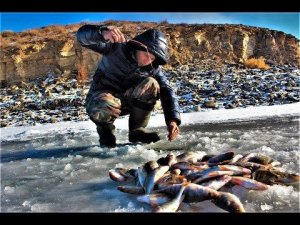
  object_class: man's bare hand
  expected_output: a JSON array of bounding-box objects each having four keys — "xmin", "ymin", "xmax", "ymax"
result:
[
  {"xmin": 102, "ymin": 26, "xmax": 126, "ymax": 43},
  {"xmin": 167, "ymin": 120, "xmax": 179, "ymax": 141}
]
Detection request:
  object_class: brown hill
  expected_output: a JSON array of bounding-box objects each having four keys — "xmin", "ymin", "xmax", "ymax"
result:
[{"xmin": 1, "ymin": 20, "xmax": 299, "ymax": 86}]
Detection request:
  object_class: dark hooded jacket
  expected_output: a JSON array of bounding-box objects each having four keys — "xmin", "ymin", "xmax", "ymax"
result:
[{"xmin": 77, "ymin": 24, "xmax": 181, "ymax": 126}]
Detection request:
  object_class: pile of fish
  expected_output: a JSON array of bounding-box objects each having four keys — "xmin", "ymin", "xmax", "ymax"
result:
[{"xmin": 109, "ymin": 151, "xmax": 300, "ymax": 212}]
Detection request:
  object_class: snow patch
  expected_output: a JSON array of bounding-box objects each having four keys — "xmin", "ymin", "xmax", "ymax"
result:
[
  {"xmin": 4, "ymin": 186, "xmax": 15, "ymax": 194},
  {"xmin": 64, "ymin": 163, "xmax": 73, "ymax": 171}
]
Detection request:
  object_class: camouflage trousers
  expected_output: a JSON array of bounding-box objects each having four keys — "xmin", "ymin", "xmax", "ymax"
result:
[{"xmin": 86, "ymin": 77, "xmax": 160, "ymax": 126}]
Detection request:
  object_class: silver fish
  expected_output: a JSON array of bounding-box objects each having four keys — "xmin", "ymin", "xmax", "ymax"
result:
[
  {"xmin": 207, "ymin": 151, "xmax": 235, "ymax": 166},
  {"xmin": 144, "ymin": 160, "xmax": 159, "ymax": 173},
  {"xmin": 117, "ymin": 186, "xmax": 145, "ymax": 195},
  {"xmin": 200, "ymin": 154, "xmax": 216, "ymax": 162},
  {"xmin": 244, "ymin": 153, "xmax": 274, "ymax": 165},
  {"xmin": 193, "ymin": 170, "xmax": 235, "ymax": 184},
  {"xmin": 230, "ymin": 154, "xmax": 244, "ymax": 164},
  {"xmin": 126, "ymin": 168, "xmax": 139, "ymax": 179},
  {"xmin": 218, "ymin": 165, "xmax": 252, "ymax": 175},
  {"xmin": 237, "ymin": 152, "xmax": 274, "ymax": 165},
  {"xmin": 144, "ymin": 166, "xmax": 170, "ymax": 194},
  {"xmin": 157, "ymin": 153, "xmax": 177, "ymax": 166},
  {"xmin": 212, "ymin": 192, "xmax": 245, "ymax": 213},
  {"xmin": 237, "ymin": 153, "xmax": 256, "ymax": 163},
  {"xmin": 230, "ymin": 176, "xmax": 269, "ymax": 190},
  {"xmin": 137, "ymin": 193, "xmax": 171, "ymax": 206},
  {"xmin": 172, "ymin": 162, "xmax": 208, "ymax": 173},
  {"xmin": 109, "ymin": 168, "xmax": 128, "ymax": 182},
  {"xmin": 187, "ymin": 165, "xmax": 250, "ymax": 182},
  {"xmin": 277, "ymin": 175, "xmax": 300, "ymax": 188},
  {"xmin": 201, "ymin": 175, "xmax": 232, "ymax": 190},
  {"xmin": 176, "ymin": 151, "xmax": 205, "ymax": 164},
  {"xmin": 235, "ymin": 161, "xmax": 270, "ymax": 172},
  {"xmin": 166, "ymin": 153, "xmax": 178, "ymax": 166},
  {"xmin": 158, "ymin": 183, "xmax": 219, "ymax": 203},
  {"xmin": 253, "ymin": 168, "xmax": 300, "ymax": 187},
  {"xmin": 156, "ymin": 173, "xmax": 186, "ymax": 190},
  {"xmin": 186, "ymin": 166, "xmax": 221, "ymax": 181},
  {"xmin": 153, "ymin": 183, "xmax": 187, "ymax": 212},
  {"xmin": 172, "ymin": 162, "xmax": 195, "ymax": 170}
]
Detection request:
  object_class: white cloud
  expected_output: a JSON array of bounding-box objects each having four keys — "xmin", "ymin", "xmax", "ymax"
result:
[{"xmin": 159, "ymin": 13, "xmax": 239, "ymax": 25}]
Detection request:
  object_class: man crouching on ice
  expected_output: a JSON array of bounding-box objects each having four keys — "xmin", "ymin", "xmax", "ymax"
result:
[{"xmin": 76, "ymin": 24, "xmax": 181, "ymax": 147}]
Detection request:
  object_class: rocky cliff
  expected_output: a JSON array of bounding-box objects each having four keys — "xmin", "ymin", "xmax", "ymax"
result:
[{"xmin": 1, "ymin": 21, "xmax": 299, "ymax": 86}]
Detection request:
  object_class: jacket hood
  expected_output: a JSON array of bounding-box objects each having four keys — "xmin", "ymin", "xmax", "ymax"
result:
[{"xmin": 127, "ymin": 29, "xmax": 169, "ymax": 65}]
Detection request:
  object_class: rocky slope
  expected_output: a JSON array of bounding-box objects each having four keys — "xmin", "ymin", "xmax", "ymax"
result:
[
  {"xmin": 1, "ymin": 60, "xmax": 299, "ymax": 127},
  {"xmin": 1, "ymin": 21, "xmax": 299, "ymax": 86}
]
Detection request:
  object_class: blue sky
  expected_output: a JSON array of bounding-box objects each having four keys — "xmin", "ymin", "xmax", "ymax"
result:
[{"xmin": 1, "ymin": 12, "xmax": 299, "ymax": 39}]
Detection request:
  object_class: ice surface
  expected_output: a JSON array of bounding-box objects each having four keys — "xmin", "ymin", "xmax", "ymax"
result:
[{"xmin": 1, "ymin": 103, "xmax": 299, "ymax": 212}]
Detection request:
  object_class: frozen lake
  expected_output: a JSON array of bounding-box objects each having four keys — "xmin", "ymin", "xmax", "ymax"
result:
[{"xmin": 1, "ymin": 113, "xmax": 299, "ymax": 212}]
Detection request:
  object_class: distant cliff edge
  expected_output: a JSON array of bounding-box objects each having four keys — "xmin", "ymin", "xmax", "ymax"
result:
[{"xmin": 1, "ymin": 20, "xmax": 299, "ymax": 86}]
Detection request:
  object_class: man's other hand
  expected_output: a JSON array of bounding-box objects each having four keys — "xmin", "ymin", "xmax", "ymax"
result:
[
  {"xmin": 102, "ymin": 26, "xmax": 126, "ymax": 43},
  {"xmin": 167, "ymin": 120, "xmax": 179, "ymax": 141}
]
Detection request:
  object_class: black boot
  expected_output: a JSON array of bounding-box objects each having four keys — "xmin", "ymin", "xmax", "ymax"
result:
[
  {"xmin": 128, "ymin": 106, "xmax": 160, "ymax": 144},
  {"xmin": 97, "ymin": 123, "xmax": 116, "ymax": 148}
]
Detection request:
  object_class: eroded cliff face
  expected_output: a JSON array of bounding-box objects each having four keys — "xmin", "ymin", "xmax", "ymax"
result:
[{"xmin": 1, "ymin": 21, "xmax": 299, "ymax": 85}]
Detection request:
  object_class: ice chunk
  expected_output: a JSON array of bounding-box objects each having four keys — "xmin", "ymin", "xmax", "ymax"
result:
[
  {"xmin": 260, "ymin": 146, "xmax": 275, "ymax": 153},
  {"xmin": 199, "ymin": 136, "xmax": 211, "ymax": 144},
  {"xmin": 114, "ymin": 202, "xmax": 145, "ymax": 212},
  {"xmin": 261, "ymin": 203, "xmax": 273, "ymax": 211},
  {"xmin": 115, "ymin": 163, "xmax": 124, "ymax": 168},
  {"xmin": 22, "ymin": 200, "xmax": 31, "ymax": 207},
  {"xmin": 61, "ymin": 157, "xmax": 73, "ymax": 163},
  {"xmin": 75, "ymin": 155, "xmax": 83, "ymax": 160},
  {"xmin": 4, "ymin": 186, "xmax": 15, "ymax": 194},
  {"xmin": 64, "ymin": 163, "xmax": 73, "ymax": 171},
  {"xmin": 89, "ymin": 146, "xmax": 102, "ymax": 153},
  {"xmin": 140, "ymin": 149, "xmax": 158, "ymax": 160},
  {"xmin": 31, "ymin": 203, "xmax": 55, "ymax": 212}
]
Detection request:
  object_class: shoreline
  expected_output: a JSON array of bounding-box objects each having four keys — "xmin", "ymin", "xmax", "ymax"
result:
[{"xmin": 1, "ymin": 102, "xmax": 299, "ymax": 143}]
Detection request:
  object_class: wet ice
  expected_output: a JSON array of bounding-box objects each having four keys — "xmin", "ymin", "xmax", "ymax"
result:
[{"xmin": 1, "ymin": 103, "xmax": 300, "ymax": 212}]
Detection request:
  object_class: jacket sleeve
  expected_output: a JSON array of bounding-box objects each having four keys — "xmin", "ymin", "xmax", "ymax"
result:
[
  {"xmin": 153, "ymin": 67, "xmax": 181, "ymax": 126},
  {"xmin": 76, "ymin": 24, "xmax": 114, "ymax": 55}
]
